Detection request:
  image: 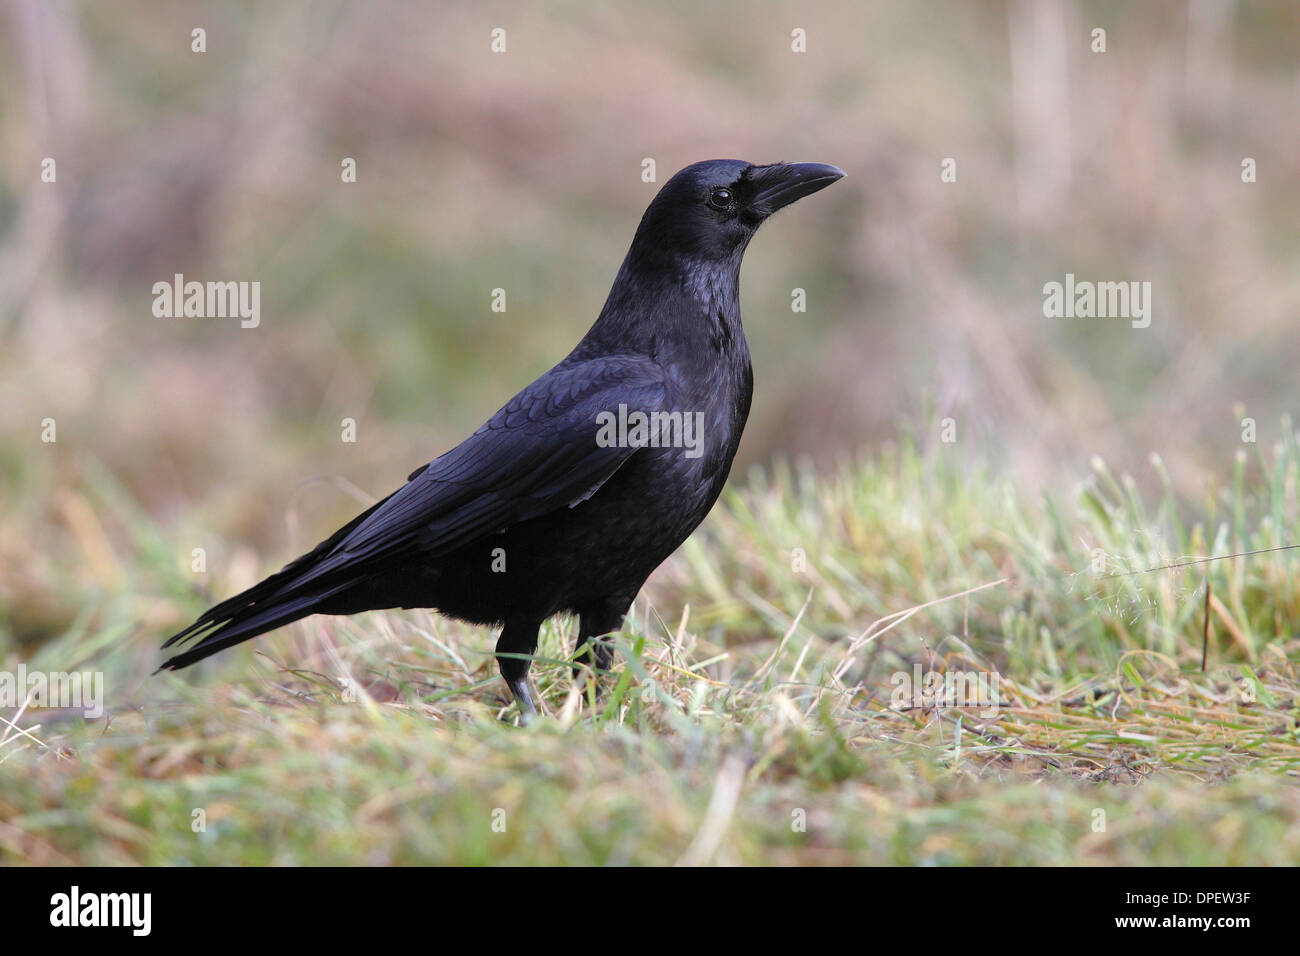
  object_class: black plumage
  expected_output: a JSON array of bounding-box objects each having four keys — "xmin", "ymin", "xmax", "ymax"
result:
[{"xmin": 161, "ymin": 159, "xmax": 844, "ymax": 714}]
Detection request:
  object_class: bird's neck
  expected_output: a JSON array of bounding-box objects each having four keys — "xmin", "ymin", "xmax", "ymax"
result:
[{"xmin": 585, "ymin": 249, "xmax": 747, "ymax": 363}]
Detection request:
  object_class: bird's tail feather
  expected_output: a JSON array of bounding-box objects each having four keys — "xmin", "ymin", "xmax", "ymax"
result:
[
  {"xmin": 159, "ymin": 490, "xmax": 399, "ymax": 670},
  {"xmin": 159, "ymin": 578, "xmax": 357, "ymax": 671}
]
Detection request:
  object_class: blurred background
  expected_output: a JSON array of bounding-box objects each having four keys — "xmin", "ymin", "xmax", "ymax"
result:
[{"xmin": 2, "ymin": 0, "xmax": 1298, "ymax": 647}]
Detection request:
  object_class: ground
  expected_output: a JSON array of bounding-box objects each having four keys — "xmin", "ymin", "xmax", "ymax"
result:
[{"xmin": 3, "ymin": 438, "xmax": 1299, "ymax": 864}]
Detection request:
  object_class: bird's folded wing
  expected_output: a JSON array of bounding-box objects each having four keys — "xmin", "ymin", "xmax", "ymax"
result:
[{"xmin": 270, "ymin": 354, "xmax": 671, "ymax": 595}]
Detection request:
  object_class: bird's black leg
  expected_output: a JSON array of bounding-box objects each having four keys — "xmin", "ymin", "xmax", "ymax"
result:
[
  {"xmin": 573, "ymin": 596, "xmax": 634, "ymax": 693},
  {"xmin": 495, "ymin": 618, "xmax": 542, "ymax": 718}
]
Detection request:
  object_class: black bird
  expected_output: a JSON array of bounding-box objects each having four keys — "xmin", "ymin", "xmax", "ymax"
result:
[{"xmin": 161, "ymin": 159, "xmax": 844, "ymax": 714}]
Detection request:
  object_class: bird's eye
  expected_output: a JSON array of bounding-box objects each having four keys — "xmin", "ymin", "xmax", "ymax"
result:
[{"xmin": 708, "ymin": 187, "xmax": 733, "ymax": 209}]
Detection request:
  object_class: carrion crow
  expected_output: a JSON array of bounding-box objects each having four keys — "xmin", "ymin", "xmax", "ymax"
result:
[{"xmin": 161, "ymin": 159, "xmax": 844, "ymax": 715}]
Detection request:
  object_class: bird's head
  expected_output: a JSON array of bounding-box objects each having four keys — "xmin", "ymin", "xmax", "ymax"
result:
[{"xmin": 630, "ymin": 159, "xmax": 845, "ymax": 267}]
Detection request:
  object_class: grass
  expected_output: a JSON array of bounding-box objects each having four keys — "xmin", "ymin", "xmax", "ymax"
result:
[{"xmin": 2, "ymin": 430, "xmax": 1299, "ymax": 865}]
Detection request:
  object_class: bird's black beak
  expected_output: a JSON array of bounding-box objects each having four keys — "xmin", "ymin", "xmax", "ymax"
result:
[{"xmin": 750, "ymin": 162, "xmax": 845, "ymax": 215}]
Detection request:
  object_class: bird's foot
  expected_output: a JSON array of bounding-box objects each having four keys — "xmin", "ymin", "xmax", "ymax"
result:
[{"xmin": 507, "ymin": 678, "xmax": 538, "ymax": 724}]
